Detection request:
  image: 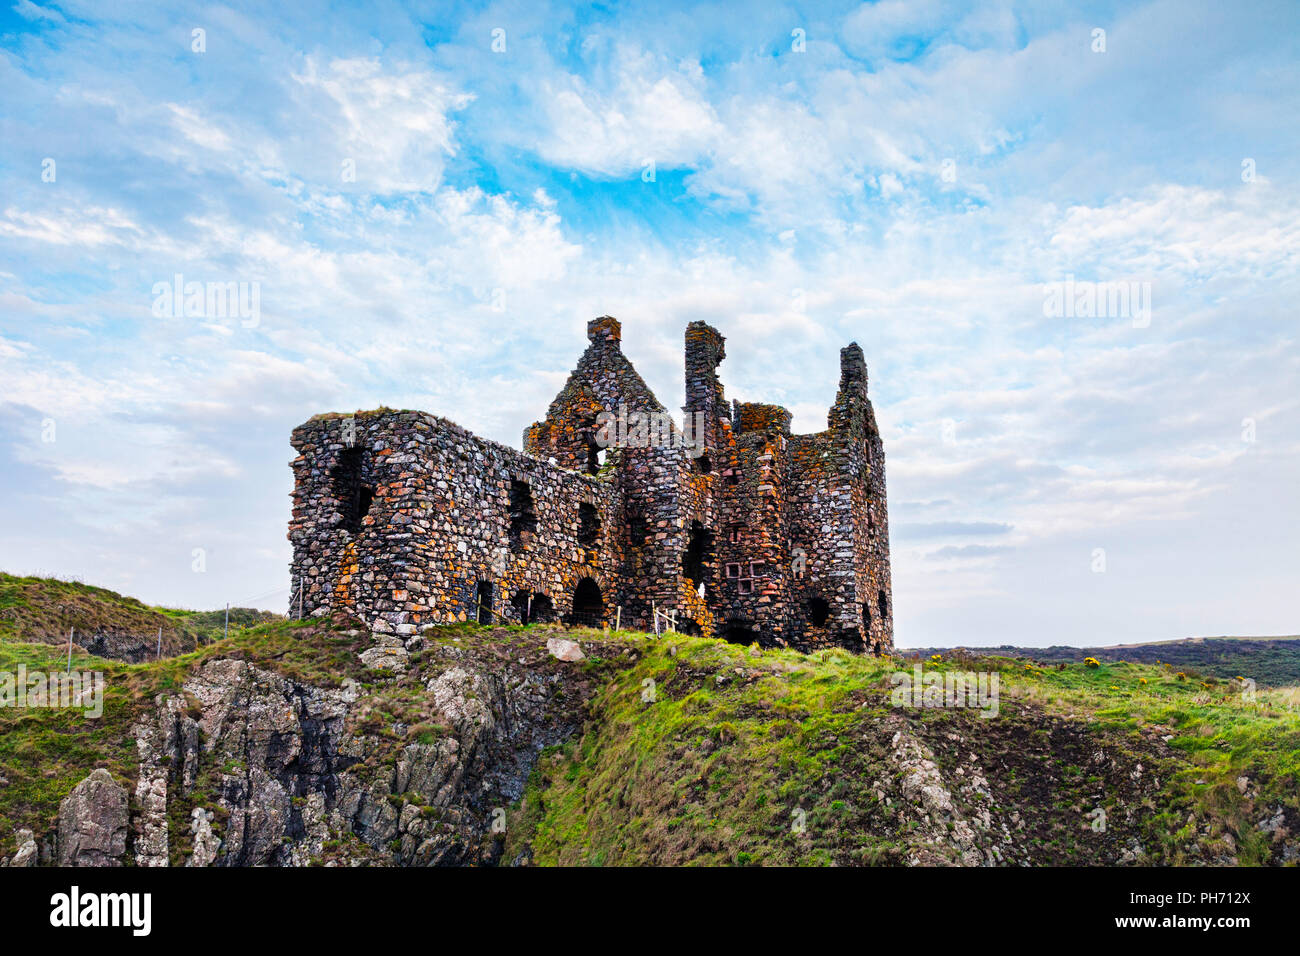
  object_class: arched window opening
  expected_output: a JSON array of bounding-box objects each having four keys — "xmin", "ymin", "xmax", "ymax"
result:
[
  {"xmin": 567, "ymin": 577, "xmax": 605, "ymax": 627},
  {"xmin": 531, "ymin": 593, "xmax": 556, "ymax": 623},
  {"xmin": 584, "ymin": 430, "xmax": 602, "ymax": 475},
  {"xmin": 878, "ymin": 589, "xmax": 889, "ymax": 621},
  {"xmin": 512, "ymin": 589, "xmax": 557, "ymax": 625},
  {"xmin": 628, "ymin": 510, "xmax": 648, "ymax": 547},
  {"xmin": 719, "ymin": 618, "xmax": 760, "ymax": 646},
  {"xmin": 682, "ymin": 521, "xmax": 713, "ymax": 586}
]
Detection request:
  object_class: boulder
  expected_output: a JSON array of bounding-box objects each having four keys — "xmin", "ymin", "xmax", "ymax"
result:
[
  {"xmin": 57, "ymin": 768, "xmax": 128, "ymax": 866},
  {"xmin": 546, "ymin": 638, "xmax": 585, "ymax": 662},
  {"xmin": 6, "ymin": 829, "xmax": 37, "ymax": 867}
]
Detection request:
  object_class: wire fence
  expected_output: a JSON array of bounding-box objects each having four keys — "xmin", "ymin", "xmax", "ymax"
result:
[
  {"xmin": 217, "ymin": 581, "xmax": 650, "ymax": 637},
  {"xmin": 564, "ymin": 609, "xmax": 607, "ymax": 628}
]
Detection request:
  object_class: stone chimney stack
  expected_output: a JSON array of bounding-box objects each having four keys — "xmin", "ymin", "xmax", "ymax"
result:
[
  {"xmin": 684, "ymin": 321, "xmax": 727, "ymax": 460},
  {"xmin": 829, "ymin": 342, "xmax": 868, "ymax": 433},
  {"xmin": 587, "ymin": 315, "xmax": 622, "ymax": 348},
  {"xmin": 839, "ymin": 342, "xmax": 867, "ymax": 396}
]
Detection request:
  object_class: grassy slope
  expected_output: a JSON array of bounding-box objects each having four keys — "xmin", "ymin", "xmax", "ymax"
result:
[
  {"xmin": 504, "ymin": 639, "xmax": 1300, "ymax": 866},
  {"xmin": 0, "ymin": 614, "xmax": 374, "ymax": 856},
  {"xmin": 0, "ymin": 572, "xmax": 281, "ymax": 655},
  {"xmin": 1, "ymin": 574, "xmax": 1296, "ymax": 865}
]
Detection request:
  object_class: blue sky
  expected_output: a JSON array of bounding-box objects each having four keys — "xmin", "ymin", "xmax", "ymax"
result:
[{"xmin": 1, "ymin": 0, "xmax": 1297, "ymax": 647}]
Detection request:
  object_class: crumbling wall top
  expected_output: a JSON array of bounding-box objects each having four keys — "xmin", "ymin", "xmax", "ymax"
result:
[
  {"xmin": 685, "ymin": 320, "xmax": 725, "ymax": 365},
  {"xmin": 588, "ymin": 316, "xmax": 622, "ymax": 346},
  {"xmin": 839, "ymin": 342, "xmax": 867, "ymax": 395},
  {"xmin": 735, "ymin": 402, "xmax": 792, "ymax": 435}
]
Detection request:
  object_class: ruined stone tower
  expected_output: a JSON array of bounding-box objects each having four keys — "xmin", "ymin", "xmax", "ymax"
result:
[{"xmin": 288, "ymin": 317, "xmax": 893, "ymax": 653}]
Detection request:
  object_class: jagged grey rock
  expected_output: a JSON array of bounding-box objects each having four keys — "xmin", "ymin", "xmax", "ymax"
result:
[
  {"xmin": 886, "ymin": 719, "xmax": 983, "ymax": 866},
  {"xmin": 4, "ymin": 829, "xmax": 37, "ymax": 867},
  {"xmin": 108, "ymin": 631, "xmax": 593, "ymax": 867},
  {"xmin": 57, "ymin": 768, "xmax": 128, "ymax": 866},
  {"xmin": 359, "ymin": 633, "xmax": 409, "ymax": 671},
  {"xmin": 187, "ymin": 808, "xmax": 220, "ymax": 867}
]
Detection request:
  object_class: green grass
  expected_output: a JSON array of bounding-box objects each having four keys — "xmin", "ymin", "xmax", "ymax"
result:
[
  {"xmin": 2, "ymin": 582, "xmax": 1297, "ymax": 866},
  {"xmin": 0, "ymin": 571, "xmax": 282, "ymax": 656},
  {"xmin": 504, "ymin": 642, "xmax": 1300, "ymax": 866},
  {"xmin": 0, "ymin": 614, "xmax": 355, "ymax": 856}
]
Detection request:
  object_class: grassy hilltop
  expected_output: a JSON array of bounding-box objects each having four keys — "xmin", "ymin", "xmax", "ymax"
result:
[
  {"xmin": 504, "ymin": 640, "xmax": 1300, "ymax": 865},
  {"xmin": 1, "ymin": 574, "xmax": 1297, "ymax": 866},
  {"xmin": 0, "ymin": 572, "xmax": 280, "ymax": 659}
]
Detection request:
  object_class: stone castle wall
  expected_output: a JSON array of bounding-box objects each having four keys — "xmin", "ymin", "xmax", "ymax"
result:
[
  {"xmin": 289, "ymin": 411, "xmax": 620, "ymax": 635},
  {"xmin": 289, "ymin": 317, "xmax": 894, "ymax": 653}
]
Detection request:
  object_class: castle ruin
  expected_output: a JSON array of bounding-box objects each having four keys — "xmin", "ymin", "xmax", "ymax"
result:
[{"xmin": 288, "ymin": 317, "xmax": 893, "ymax": 653}]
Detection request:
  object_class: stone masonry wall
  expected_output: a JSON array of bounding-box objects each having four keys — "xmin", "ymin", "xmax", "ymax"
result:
[
  {"xmin": 290, "ymin": 317, "xmax": 894, "ymax": 654},
  {"xmin": 290, "ymin": 411, "xmax": 619, "ymax": 634}
]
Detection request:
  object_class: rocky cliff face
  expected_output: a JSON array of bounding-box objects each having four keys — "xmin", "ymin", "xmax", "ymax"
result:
[
  {"xmin": 56, "ymin": 768, "xmax": 129, "ymax": 866},
  {"xmin": 18, "ymin": 624, "xmax": 608, "ymax": 867},
  {"xmin": 5, "ymin": 622, "xmax": 1296, "ymax": 868}
]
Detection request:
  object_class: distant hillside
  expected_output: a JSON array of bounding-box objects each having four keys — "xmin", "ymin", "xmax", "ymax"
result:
[
  {"xmin": 0, "ymin": 572, "xmax": 282, "ymax": 662},
  {"xmin": 904, "ymin": 635, "xmax": 1300, "ymax": 688}
]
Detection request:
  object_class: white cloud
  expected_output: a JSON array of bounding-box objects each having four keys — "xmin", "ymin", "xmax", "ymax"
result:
[
  {"xmin": 289, "ymin": 57, "xmax": 474, "ymax": 193},
  {"xmin": 0, "ymin": 206, "xmax": 144, "ymax": 247},
  {"xmin": 530, "ymin": 45, "xmax": 720, "ymax": 175},
  {"xmin": 1047, "ymin": 183, "xmax": 1300, "ymax": 279},
  {"xmin": 166, "ymin": 104, "xmax": 232, "ymax": 152},
  {"xmin": 13, "ymin": 0, "xmax": 64, "ymax": 23}
]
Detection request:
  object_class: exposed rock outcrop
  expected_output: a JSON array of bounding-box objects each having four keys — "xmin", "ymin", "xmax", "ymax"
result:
[
  {"xmin": 57, "ymin": 768, "xmax": 129, "ymax": 866},
  {"xmin": 546, "ymin": 637, "xmax": 585, "ymax": 662},
  {"xmin": 884, "ymin": 719, "xmax": 985, "ymax": 866},
  {"xmin": 188, "ymin": 808, "xmax": 220, "ymax": 867},
  {"xmin": 116, "ymin": 629, "xmax": 605, "ymax": 866},
  {"xmin": 1, "ymin": 829, "xmax": 37, "ymax": 867}
]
